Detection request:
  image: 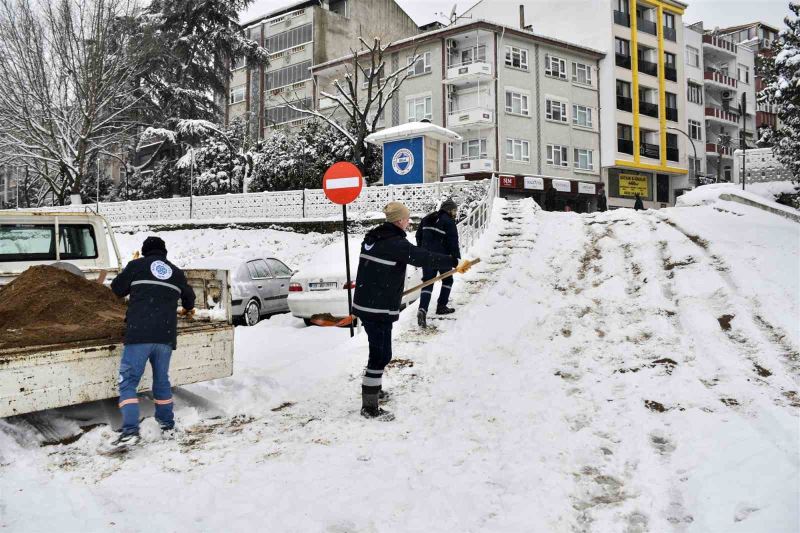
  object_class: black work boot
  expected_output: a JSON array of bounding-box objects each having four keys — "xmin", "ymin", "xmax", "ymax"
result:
[
  {"xmin": 436, "ymin": 305, "xmax": 455, "ymax": 315},
  {"xmin": 417, "ymin": 308, "xmax": 427, "ymax": 328},
  {"xmin": 361, "ymin": 387, "xmax": 394, "ymax": 420}
]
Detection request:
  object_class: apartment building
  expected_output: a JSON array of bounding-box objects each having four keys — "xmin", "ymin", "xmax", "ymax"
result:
[
  {"xmin": 0, "ymin": 166, "xmax": 17, "ymax": 208},
  {"xmin": 312, "ymin": 20, "xmax": 604, "ymax": 211},
  {"xmin": 684, "ymin": 22, "xmax": 757, "ymax": 184},
  {"xmin": 226, "ymin": 0, "xmax": 418, "ymax": 138},
  {"xmin": 463, "ymin": 0, "xmax": 691, "ymax": 209},
  {"xmin": 718, "ymin": 21, "xmax": 780, "ymax": 131}
]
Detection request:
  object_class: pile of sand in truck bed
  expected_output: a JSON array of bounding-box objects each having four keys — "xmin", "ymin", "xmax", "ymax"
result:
[{"xmin": 0, "ymin": 265, "xmax": 127, "ymax": 351}]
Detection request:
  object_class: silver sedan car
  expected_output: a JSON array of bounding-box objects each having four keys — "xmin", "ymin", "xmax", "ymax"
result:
[{"xmin": 191, "ymin": 252, "xmax": 294, "ymax": 326}]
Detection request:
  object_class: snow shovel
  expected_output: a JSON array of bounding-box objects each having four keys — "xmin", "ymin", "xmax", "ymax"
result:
[{"xmin": 402, "ymin": 258, "xmax": 481, "ymax": 297}]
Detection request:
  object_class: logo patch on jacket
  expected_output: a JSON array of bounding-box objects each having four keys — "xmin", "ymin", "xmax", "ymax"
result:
[{"xmin": 150, "ymin": 261, "xmax": 173, "ymax": 280}]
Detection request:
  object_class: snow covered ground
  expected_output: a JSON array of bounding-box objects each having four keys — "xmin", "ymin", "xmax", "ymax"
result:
[{"xmin": 1, "ymin": 196, "xmax": 798, "ymax": 532}]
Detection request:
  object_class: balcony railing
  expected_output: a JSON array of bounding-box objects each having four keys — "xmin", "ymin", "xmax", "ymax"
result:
[
  {"xmin": 706, "ymin": 142, "xmax": 732, "ymax": 156},
  {"xmin": 703, "ymin": 34, "xmax": 738, "ymax": 55},
  {"xmin": 639, "ymin": 101, "xmax": 659, "ymax": 118},
  {"xmin": 618, "ymin": 138, "xmax": 634, "ymax": 154},
  {"xmin": 638, "ymin": 17, "xmax": 657, "ymax": 35},
  {"xmin": 705, "ymin": 106, "xmax": 739, "ymax": 124},
  {"xmin": 704, "ymin": 71, "xmax": 738, "ymax": 88},
  {"xmin": 666, "ymin": 147, "xmax": 679, "ymax": 162},
  {"xmin": 664, "ymin": 26, "xmax": 677, "ymax": 42},
  {"xmin": 640, "ymin": 142, "xmax": 660, "ymax": 159},
  {"xmin": 614, "ymin": 10, "xmax": 630, "ymax": 27},
  {"xmin": 665, "ymin": 66, "xmax": 677, "ymax": 82},
  {"xmin": 615, "ymin": 54, "xmax": 631, "ymax": 69},
  {"xmin": 617, "ymin": 95, "xmax": 633, "ymax": 112},
  {"xmin": 638, "ymin": 58, "xmax": 658, "ymax": 76},
  {"xmin": 447, "ymin": 107, "xmax": 495, "ymax": 129},
  {"xmin": 666, "ymin": 107, "xmax": 678, "ymax": 122}
]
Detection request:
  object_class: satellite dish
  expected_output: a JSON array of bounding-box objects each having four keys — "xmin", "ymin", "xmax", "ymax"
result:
[{"xmin": 449, "ymin": 4, "xmax": 457, "ymax": 23}]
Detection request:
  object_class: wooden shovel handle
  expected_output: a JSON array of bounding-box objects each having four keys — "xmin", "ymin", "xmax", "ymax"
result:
[{"xmin": 402, "ymin": 258, "xmax": 481, "ymax": 297}]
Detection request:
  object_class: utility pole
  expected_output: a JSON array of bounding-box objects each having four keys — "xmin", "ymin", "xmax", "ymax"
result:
[{"xmin": 739, "ymin": 93, "xmax": 747, "ymax": 191}]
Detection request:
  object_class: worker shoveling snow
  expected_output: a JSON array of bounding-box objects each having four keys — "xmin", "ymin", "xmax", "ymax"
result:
[{"xmin": 0, "ymin": 265, "xmax": 126, "ymax": 351}]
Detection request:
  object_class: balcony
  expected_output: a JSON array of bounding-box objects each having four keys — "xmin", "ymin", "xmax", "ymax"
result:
[
  {"xmin": 618, "ymin": 138, "xmax": 634, "ymax": 155},
  {"xmin": 617, "ymin": 95, "xmax": 633, "ymax": 112},
  {"xmin": 445, "ymin": 61, "xmax": 492, "ymax": 85},
  {"xmin": 448, "ymin": 156, "xmax": 494, "ymax": 174},
  {"xmin": 614, "ymin": 10, "xmax": 630, "ymax": 27},
  {"xmin": 664, "ymin": 26, "xmax": 677, "ymax": 42},
  {"xmin": 615, "ymin": 54, "xmax": 631, "ymax": 69},
  {"xmin": 447, "ymin": 107, "xmax": 495, "ymax": 131},
  {"xmin": 640, "ymin": 142, "xmax": 660, "ymax": 159},
  {"xmin": 666, "ymin": 107, "xmax": 678, "ymax": 122},
  {"xmin": 702, "ymin": 34, "xmax": 738, "ymax": 57},
  {"xmin": 639, "ymin": 101, "xmax": 659, "ymax": 118},
  {"xmin": 665, "ymin": 66, "xmax": 677, "ymax": 82},
  {"xmin": 705, "ymin": 106, "xmax": 740, "ymax": 125},
  {"xmin": 638, "ymin": 17, "xmax": 657, "ymax": 36},
  {"xmin": 706, "ymin": 142, "xmax": 733, "ymax": 157},
  {"xmin": 666, "ymin": 147, "xmax": 679, "ymax": 162},
  {"xmin": 638, "ymin": 59, "xmax": 658, "ymax": 77},
  {"xmin": 704, "ymin": 70, "xmax": 738, "ymax": 89}
]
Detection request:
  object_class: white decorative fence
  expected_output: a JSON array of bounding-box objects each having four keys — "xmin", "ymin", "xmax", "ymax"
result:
[{"xmin": 32, "ymin": 180, "xmax": 493, "ymax": 226}]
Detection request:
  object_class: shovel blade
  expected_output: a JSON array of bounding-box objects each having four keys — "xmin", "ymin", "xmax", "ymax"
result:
[{"xmin": 309, "ymin": 313, "xmax": 355, "ymax": 327}]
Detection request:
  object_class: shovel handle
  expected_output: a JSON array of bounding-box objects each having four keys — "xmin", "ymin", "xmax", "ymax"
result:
[{"xmin": 402, "ymin": 258, "xmax": 481, "ymax": 297}]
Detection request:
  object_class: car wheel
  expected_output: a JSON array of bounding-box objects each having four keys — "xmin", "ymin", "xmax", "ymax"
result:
[
  {"xmin": 303, "ymin": 318, "xmax": 313, "ymax": 327},
  {"xmin": 243, "ymin": 299, "xmax": 261, "ymax": 326}
]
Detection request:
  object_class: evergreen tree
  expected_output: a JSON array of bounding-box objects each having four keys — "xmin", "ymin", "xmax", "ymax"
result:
[{"xmin": 758, "ymin": 3, "xmax": 800, "ymax": 180}]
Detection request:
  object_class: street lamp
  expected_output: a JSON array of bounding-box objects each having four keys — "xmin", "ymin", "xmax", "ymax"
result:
[{"xmin": 666, "ymin": 126, "xmax": 698, "ymax": 188}]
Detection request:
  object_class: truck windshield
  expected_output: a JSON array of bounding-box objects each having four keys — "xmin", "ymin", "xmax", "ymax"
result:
[{"xmin": 0, "ymin": 224, "xmax": 98, "ymax": 262}]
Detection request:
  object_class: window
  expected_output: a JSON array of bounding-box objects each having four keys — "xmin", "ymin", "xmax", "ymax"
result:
[
  {"xmin": 232, "ymin": 56, "xmax": 246, "ymax": 70},
  {"xmin": 572, "ymin": 105, "xmax": 594, "ymax": 128},
  {"xmin": 665, "ymin": 52, "xmax": 676, "ymax": 68},
  {"xmin": 688, "ymin": 82, "xmax": 703, "ymax": 104},
  {"xmin": 505, "ymin": 90, "xmax": 530, "ymax": 116},
  {"xmin": 618, "ymin": 123, "xmax": 632, "ymax": 140},
  {"xmin": 615, "ymin": 0, "xmax": 629, "ymax": 13},
  {"xmin": 407, "ymin": 51, "xmax": 432, "ymax": 76},
  {"xmin": 616, "ymin": 80, "xmax": 631, "ymax": 98},
  {"xmin": 572, "ymin": 62, "xmax": 592, "ymax": 85},
  {"xmin": 546, "ymin": 144, "xmax": 569, "ymax": 167},
  {"xmin": 459, "ymin": 139, "xmax": 487, "ymax": 159},
  {"xmin": 663, "ymin": 12, "xmax": 675, "ymax": 29},
  {"xmin": 546, "ymin": 98, "xmax": 568, "ymax": 122},
  {"xmin": 247, "ymin": 259, "xmax": 271, "ymax": 279},
  {"xmin": 688, "ymin": 119, "xmax": 702, "ymax": 141},
  {"xmin": 265, "ymin": 61, "xmax": 312, "ymax": 90},
  {"xmin": 574, "ymin": 149, "xmax": 594, "ymax": 171},
  {"xmin": 738, "ymin": 63, "xmax": 750, "ymax": 84},
  {"xmin": 361, "ymin": 66, "xmax": 385, "ymax": 88},
  {"xmin": 229, "ymin": 85, "xmax": 245, "ymax": 105},
  {"xmin": 265, "ymin": 98, "xmax": 312, "ymax": 125},
  {"xmin": 505, "ymin": 46, "xmax": 529, "ymax": 70},
  {"xmin": 265, "ymin": 23, "xmax": 313, "ymax": 54},
  {"xmin": 545, "ymin": 54, "xmax": 567, "ymax": 79},
  {"xmin": 407, "ymin": 95, "xmax": 432, "ymax": 122},
  {"xmin": 689, "ymin": 156, "xmax": 702, "ymax": 176},
  {"xmin": 506, "ymin": 138, "xmax": 530, "ymax": 162},
  {"xmin": 265, "ymin": 258, "xmax": 293, "ymax": 277},
  {"xmin": 615, "ymin": 37, "xmax": 630, "ymax": 57},
  {"xmin": 686, "ymin": 46, "xmax": 700, "ymax": 67},
  {"xmin": 456, "ymin": 45, "xmax": 487, "ymax": 66}
]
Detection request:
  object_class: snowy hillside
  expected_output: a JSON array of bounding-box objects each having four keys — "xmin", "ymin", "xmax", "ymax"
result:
[{"xmin": 1, "ymin": 197, "xmax": 798, "ymax": 532}]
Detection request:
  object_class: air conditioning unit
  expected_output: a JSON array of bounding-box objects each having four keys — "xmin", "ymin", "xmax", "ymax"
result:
[
  {"xmin": 447, "ymin": 40, "xmax": 458, "ymax": 51},
  {"xmin": 721, "ymin": 90, "xmax": 733, "ymax": 101}
]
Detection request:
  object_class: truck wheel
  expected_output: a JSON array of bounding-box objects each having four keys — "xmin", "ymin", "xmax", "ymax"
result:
[{"xmin": 244, "ymin": 299, "xmax": 261, "ymax": 326}]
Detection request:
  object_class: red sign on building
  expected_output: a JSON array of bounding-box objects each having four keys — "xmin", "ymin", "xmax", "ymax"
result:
[{"xmin": 499, "ymin": 175, "xmax": 517, "ymax": 189}]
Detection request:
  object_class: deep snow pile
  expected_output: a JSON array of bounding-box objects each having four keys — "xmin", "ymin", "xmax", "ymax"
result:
[
  {"xmin": 677, "ymin": 181, "xmax": 800, "ymax": 211},
  {"xmin": 1, "ymin": 198, "xmax": 798, "ymax": 532}
]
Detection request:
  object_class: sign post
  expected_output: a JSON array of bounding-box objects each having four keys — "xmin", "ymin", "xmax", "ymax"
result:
[{"xmin": 323, "ymin": 162, "xmax": 364, "ymax": 337}]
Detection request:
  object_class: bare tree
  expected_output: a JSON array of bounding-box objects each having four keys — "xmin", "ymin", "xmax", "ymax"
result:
[
  {"xmin": 0, "ymin": 0, "xmax": 147, "ymax": 204},
  {"xmin": 283, "ymin": 38, "xmax": 419, "ymax": 176}
]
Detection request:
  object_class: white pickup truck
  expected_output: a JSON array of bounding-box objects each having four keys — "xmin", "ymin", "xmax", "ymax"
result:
[{"xmin": 0, "ymin": 211, "xmax": 234, "ymax": 418}]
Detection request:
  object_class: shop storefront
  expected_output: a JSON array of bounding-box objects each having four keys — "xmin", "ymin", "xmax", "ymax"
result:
[
  {"xmin": 606, "ymin": 168, "xmax": 674, "ymax": 209},
  {"xmin": 498, "ymin": 175, "xmax": 602, "ymax": 213}
]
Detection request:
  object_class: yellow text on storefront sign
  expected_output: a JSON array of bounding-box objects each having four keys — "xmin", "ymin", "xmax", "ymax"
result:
[{"xmin": 619, "ymin": 174, "xmax": 649, "ymax": 197}]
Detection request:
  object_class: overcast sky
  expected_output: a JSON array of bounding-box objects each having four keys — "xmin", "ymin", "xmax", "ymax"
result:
[{"xmin": 242, "ymin": 0, "xmax": 790, "ymax": 30}]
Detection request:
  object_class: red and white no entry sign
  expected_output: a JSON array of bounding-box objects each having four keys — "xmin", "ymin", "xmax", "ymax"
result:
[{"xmin": 323, "ymin": 162, "xmax": 363, "ymax": 205}]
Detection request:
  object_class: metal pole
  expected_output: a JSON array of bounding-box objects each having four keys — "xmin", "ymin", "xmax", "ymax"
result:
[
  {"xmin": 740, "ymin": 93, "xmax": 747, "ymax": 191},
  {"xmin": 342, "ymin": 203, "xmax": 354, "ymax": 338},
  {"xmin": 189, "ymin": 148, "xmax": 194, "ymax": 219},
  {"xmin": 96, "ymin": 156, "xmax": 100, "ymax": 212}
]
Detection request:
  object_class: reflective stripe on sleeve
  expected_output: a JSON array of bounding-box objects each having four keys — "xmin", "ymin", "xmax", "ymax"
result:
[
  {"xmin": 359, "ymin": 254, "xmax": 397, "ymax": 266},
  {"xmin": 423, "ymin": 226, "xmax": 446, "ymax": 235}
]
